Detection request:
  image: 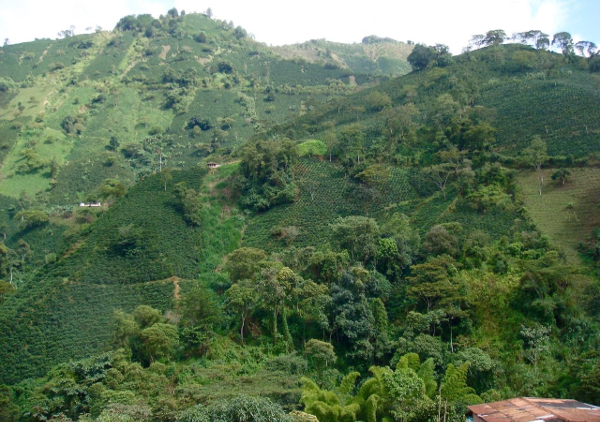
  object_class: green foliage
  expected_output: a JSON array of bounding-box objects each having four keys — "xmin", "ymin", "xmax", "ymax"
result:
[
  {"xmin": 173, "ymin": 182, "xmax": 203, "ymax": 226},
  {"xmin": 237, "ymin": 139, "xmax": 299, "ymax": 211},
  {"xmin": 304, "ymin": 339, "xmax": 337, "ymax": 369},
  {"xmin": 364, "ymin": 91, "xmax": 392, "ymax": 111},
  {"xmin": 407, "ymin": 44, "xmax": 452, "ymax": 71},
  {"xmin": 139, "ymin": 323, "xmax": 179, "ymax": 362},
  {"xmin": 178, "ymin": 395, "xmax": 292, "ymax": 422},
  {"xmin": 551, "ymin": 168, "xmax": 571, "ymax": 185},
  {"xmin": 224, "ymin": 247, "xmax": 268, "ymax": 282},
  {"xmin": 81, "ymin": 32, "xmax": 135, "ymax": 80},
  {"xmin": 297, "ymin": 139, "xmax": 327, "ymax": 157},
  {"xmin": 407, "ymin": 44, "xmax": 436, "ymax": 71},
  {"xmin": 440, "ymin": 362, "xmax": 482, "ymax": 412},
  {"xmin": 330, "ymin": 216, "xmax": 379, "ymax": 264},
  {"xmin": 13, "ymin": 209, "xmax": 49, "ymax": 230},
  {"xmin": 300, "ymin": 374, "xmax": 361, "ymax": 422},
  {"xmin": 301, "ymin": 356, "xmax": 481, "ymax": 422},
  {"xmin": 1, "ymin": 15, "xmax": 600, "ymax": 415}
]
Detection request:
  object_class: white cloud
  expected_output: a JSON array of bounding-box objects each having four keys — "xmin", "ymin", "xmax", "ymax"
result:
[
  {"xmin": 173, "ymin": 0, "xmax": 574, "ymax": 53},
  {"xmin": 0, "ymin": 0, "xmax": 166, "ymax": 44},
  {"xmin": 1, "ymin": 0, "xmax": 575, "ymax": 53}
]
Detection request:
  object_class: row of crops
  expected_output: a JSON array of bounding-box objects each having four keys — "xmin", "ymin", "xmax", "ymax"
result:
[
  {"xmin": 244, "ymin": 158, "xmax": 523, "ymax": 252},
  {"xmin": 0, "ymin": 276, "xmax": 185, "ymax": 382},
  {"xmin": 0, "ymin": 167, "xmax": 245, "ymax": 382},
  {"xmin": 79, "ymin": 32, "xmax": 135, "ymax": 80},
  {"xmin": 478, "ymin": 74, "xmax": 600, "ymax": 157},
  {"xmin": 242, "ymin": 158, "xmax": 418, "ymax": 250}
]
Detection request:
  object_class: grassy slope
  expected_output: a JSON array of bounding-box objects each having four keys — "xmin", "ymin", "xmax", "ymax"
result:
[
  {"xmin": 272, "ymin": 39, "xmax": 414, "ymax": 77},
  {"xmin": 0, "ymin": 13, "xmax": 385, "ymax": 202},
  {"xmin": 518, "ymin": 167, "xmax": 600, "ymax": 262}
]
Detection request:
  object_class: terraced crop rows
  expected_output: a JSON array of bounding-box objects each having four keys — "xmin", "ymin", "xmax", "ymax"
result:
[
  {"xmin": 479, "ymin": 76, "xmax": 600, "ymax": 157},
  {"xmin": 243, "ymin": 158, "xmax": 417, "ymax": 250}
]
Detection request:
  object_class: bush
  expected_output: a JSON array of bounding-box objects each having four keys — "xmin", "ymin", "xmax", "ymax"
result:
[
  {"xmin": 14, "ymin": 210, "xmax": 49, "ymax": 230},
  {"xmin": 297, "ymin": 140, "xmax": 327, "ymax": 157},
  {"xmin": 177, "ymin": 395, "xmax": 292, "ymax": 422}
]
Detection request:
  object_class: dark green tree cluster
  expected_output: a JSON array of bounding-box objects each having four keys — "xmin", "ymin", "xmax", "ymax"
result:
[
  {"xmin": 407, "ymin": 44, "xmax": 453, "ymax": 71},
  {"xmin": 173, "ymin": 182, "xmax": 203, "ymax": 226},
  {"xmin": 236, "ymin": 139, "xmax": 299, "ymax": 211}
]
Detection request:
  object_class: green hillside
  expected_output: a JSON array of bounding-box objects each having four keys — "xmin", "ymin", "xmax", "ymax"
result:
[
  {"xmin": 0, "ymin": 11, "xmax": 393, "ymax": 207},
  {"xmin": 272, "ymin": 37, "xmax": 414, "ymax": 78},
  {"xmin": 1, "ymin": 15, "xmax": 600, "ymax": 422},
  {"xmin": 0, "ymin": 166, "xmax": 244, "ymax": 383},
  {"xmin": 268, "ymin": 44, "xmax": 600, "ymax": 160}
]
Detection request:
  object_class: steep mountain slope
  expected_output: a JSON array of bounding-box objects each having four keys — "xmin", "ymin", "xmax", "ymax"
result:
[
  {"xmin": 251, "ymin": 44, "xmax": 600, "ymax": 258},
  {"xmin": 0, "ymin": 11, "xmax": 415, "ymax": 383},
  {"xmin": 272, "ymin": 37, "xmax": 413, "ymax": 78},
  {"xmin": 268, "ymin": 43, "xmax": 600, "ymax": 158},
  {"xmin": 0, "ymin": 165, "xmax": 243, "ymax": 382},
  {"xmin": 0, "ymin": 11, "xmax": 403, "ymax": 207},
  {"xmin": 1, "ymin": 17, "xmax": 600, "ymax": 420}
]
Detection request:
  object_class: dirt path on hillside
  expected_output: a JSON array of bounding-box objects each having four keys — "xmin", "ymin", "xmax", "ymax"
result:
[
  {"xmin": 37, "ymin": 47, "xmax": 49, "ymax": 64},
  {"xmin": 121, "ymin": 60, "xmax": 139, "ymax": 77},
  {"xmin": 165, "ymin": 276, "xmax": 182, "ymax": 300},
  {"xmin": 62, "ymin": 239, "xmax": 85, "ymax": 259},
  {"xmin": 159, "ymin": 45, "xmax": 171, "ymax": 59}
]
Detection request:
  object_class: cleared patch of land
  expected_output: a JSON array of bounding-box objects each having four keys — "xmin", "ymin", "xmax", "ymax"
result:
[
  {"xmin": 518, "ymin": 167, "xmax": 600, "ymax": 262},
  {"xmin": 0, "ymin": 86, "xmax": 54, "ymax": 120}
]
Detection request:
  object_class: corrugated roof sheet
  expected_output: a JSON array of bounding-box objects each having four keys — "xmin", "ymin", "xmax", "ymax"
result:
[{"xmin": 468, "ymin": 397, "xmax": 600, "ymax": 422}]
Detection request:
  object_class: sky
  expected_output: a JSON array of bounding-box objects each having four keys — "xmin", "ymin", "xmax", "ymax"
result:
[{"xmin": 0, "ymin": 0, "xmax": 598, "ymax": 54}]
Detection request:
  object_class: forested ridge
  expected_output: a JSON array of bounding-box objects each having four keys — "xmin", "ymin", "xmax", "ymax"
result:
[{"xmin": 0, "ymin": 10, "xmax": 600, "ymax": 421}]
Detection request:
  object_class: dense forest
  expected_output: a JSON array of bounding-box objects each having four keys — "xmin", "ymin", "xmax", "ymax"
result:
[{"xmin": 0, "ymin": 8, "xmax": 600, "ymax": 422}]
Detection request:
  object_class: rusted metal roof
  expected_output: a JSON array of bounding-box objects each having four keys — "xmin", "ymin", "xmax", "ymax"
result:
[{"xmin": 468, "ymin": 397, "xmax": 600, "ymax": 422}]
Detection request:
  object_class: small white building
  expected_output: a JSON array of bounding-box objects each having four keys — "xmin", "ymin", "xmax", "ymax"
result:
[
  {"xmin": 79, "ymin": 202, "xmax": 102, "ymax": 207},
  {"xmin": 207, "ymin": 162, "xmax": 221, "ymax": 169}
]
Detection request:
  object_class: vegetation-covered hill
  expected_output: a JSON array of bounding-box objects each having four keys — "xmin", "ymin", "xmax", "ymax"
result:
[
  {"xmin": 0, "ymin": 10, "xmax": 405, "ymax": 207},
  {"xmin": 1, "ymin": 15, "xmax": 600, "ymax": 422},
  {"xmin": 272, "ymin": 36, "xmax": 413, "ymax": 78},
  {"xmin": 268, "ymin": 43, "xmax": 600, "ymax": 159}
]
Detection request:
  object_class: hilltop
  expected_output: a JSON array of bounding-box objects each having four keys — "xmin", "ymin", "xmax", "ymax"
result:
[{"xmin": 272, "ymin": 36, "xmax": 413, "ymax": 78}]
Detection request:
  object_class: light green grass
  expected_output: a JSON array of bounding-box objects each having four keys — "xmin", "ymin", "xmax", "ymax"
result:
[
  {"xmin": 0, "ymin": 86, "xmax": 54, "ymax": 120},
  {"xmin": 297, "ymin": 139, "xmax": 327, "ymax": 157},
  {"xmin": 0, "ymin": 127, "xmax": 72, "ymax": 197},
  {"xmin": 72, "ymin": 88, "xmax": 173, "ymax": 160},
  {"xmin": 518, "ymin": 167, "xmax": 600, "ymax": 263},
  {"xmin": 44, "ymin": 87, "xmax": 98, "ymax": 131}
]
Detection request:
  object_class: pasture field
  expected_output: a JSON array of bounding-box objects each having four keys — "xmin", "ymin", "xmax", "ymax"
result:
[
  {"xmin": 0, "ymin": 86, "xmax": 54, "ymax": 121},
  {"xmin": 517, "ymin": 167, "xmax": 600, "ymax": 262}
]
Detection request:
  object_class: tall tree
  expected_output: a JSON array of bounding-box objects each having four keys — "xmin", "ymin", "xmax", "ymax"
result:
[
  {"xmin": 482, "ymin": 30, "xmax": 507, "ymax": 47},
  {"xmin": 407, "ymin": 44, "xmax": 436, "ymax": 70},
  {"xmin": 257, "ymin": 265, "xmax": 292, "ymax": 346},
  {"xmin": 323, "ymin": 131, "xmax": 338, "ymax": 162},
  {"xmin": 224, "ymin": 247, "xmax": 267, "ymax": 282},
  {"xmin": 339, "ymin": 123, "xmax": 365, "ymax": 164},
  {"xmin": 522, "ymin": 135, "xmax": 549, "ymax": 195},
  {"xmin": 406, "ymin": 254, "xmax": 467, "ymax": 316},
  {"xmin": 159, "ymin": 168, "xmax": 172, "ymax": 191},
  {"xmin": 225, "ymin": 281, "xmax": 257, "ymax": 344},
  {"xmin": 552, "ymin": 32, "xmax": 574, "ymax": 57},
  {"xmin": 330, "ymin": 216, "xmax": 380, "ymax": 265},
  {"xmin": 575, "ymin": 40, "xmax": 597, "ymax": 57}
]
